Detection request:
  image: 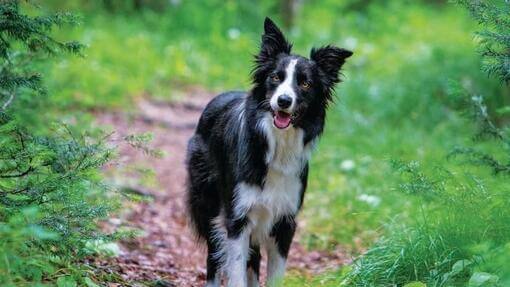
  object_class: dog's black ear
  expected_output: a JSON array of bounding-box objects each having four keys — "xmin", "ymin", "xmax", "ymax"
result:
[
  {"xmin": 259, "ymin": 17, "xmax": 292, "ymax": 59},
  {"xmin": 310, "ymin": 45, "xmax": 353, "ymax": 85}
]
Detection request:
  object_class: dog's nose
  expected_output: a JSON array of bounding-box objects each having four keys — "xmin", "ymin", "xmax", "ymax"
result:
[{"xmin": 277, "ymin": 95, "xmax": 292, "ymax": 109}]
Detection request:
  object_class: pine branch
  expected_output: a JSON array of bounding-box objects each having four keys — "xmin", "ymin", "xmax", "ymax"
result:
[
  {"xmin": 454, "ymin": 0, "xmax": 510, "ymax": 83},
  {"xmin": 448, "ymin": 146, "xmax": 510, "ymax": 174},
  {"xmin": 0, "ymin": 166, "xmax": 34, "ymax": 178},
  {"xmin": 469, "ymin": 95, "xmax": 504, "ymax": 140}
]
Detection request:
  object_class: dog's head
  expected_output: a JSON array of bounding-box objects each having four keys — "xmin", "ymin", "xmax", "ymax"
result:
[{"xmin": 252, "ymin": 17, "xmax": 353, "ymax": 130}]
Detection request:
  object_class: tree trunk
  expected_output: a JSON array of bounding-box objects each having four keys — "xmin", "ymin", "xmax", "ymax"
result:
[
  {"xmin": 133, "ymin": 0, "xmax": 143, "ymax": 10},
  {"xmin": 280, "ymin": 0, "xmax": 297, "ymax": 30}
]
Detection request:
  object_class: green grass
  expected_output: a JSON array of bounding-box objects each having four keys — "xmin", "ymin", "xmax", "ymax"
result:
[
  {"xmin": 295, "ymin": 4, "xmax": 510, "ymax": 285},
  {"xmin": 298, "ymin": 1, "xmax": 496, "ymax": 251},
  {"xmin": 340, "ymin": 154, "xmax": 510, "ymax": 286},
  {"xmin": 44, "ymin": 1, "xmax": 266, "ymax": 109}
]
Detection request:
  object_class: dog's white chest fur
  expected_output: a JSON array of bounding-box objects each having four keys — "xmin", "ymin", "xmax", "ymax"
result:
[{"xmin": 234, "ymin": 115, "xmax": 314, "ymax": 244}]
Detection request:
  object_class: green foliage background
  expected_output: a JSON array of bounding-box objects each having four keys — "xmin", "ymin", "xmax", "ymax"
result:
[{"xmin": 2, "ymin": 0, "xmax": 509, "ymax": 286}]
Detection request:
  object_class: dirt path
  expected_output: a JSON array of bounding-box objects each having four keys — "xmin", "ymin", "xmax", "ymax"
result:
[{"xmin": 95, "ymin": 89, "xmax": 349, "ymax": 286}]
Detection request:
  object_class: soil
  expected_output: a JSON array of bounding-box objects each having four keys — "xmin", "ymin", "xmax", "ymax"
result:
[{"xmin": 94, "ymin": 88, "xmax": 350, "ymax": 286}]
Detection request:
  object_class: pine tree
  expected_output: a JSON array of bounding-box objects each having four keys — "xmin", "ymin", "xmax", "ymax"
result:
[
  {"xmin": 0, "ymin": 1, "xmax": 118, "ymax": 285},
  {"xmin": 455, "ymin": 0, "xmax": 510, "ymax": 83}
]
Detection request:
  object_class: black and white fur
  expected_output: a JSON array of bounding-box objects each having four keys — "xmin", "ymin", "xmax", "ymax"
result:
[{"xmin": 186, "ymin": 17, "xmax": 352, "ymax": 287}]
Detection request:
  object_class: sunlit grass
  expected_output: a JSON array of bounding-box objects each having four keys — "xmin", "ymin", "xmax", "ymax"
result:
[{"xmin": 296, "ymin": 1, "xmax": 499, "ymax": 252}]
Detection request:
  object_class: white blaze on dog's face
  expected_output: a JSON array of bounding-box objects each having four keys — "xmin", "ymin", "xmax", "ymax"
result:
[
  {"xmin": 268, "ymin": 58, "xmax": 297, "ymax": 129},
  {"xmin": 254, "ymin": 17, "xmax": 353, "ymax": 131},
  {"xmin": 265, "ymin": 55, "xmax": 316, "ymax": 130}
]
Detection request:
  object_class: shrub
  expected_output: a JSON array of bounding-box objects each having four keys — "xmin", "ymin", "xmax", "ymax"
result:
[{"xmin": 0, "ymin": 1, "xmax": 118, "ymax": 285}]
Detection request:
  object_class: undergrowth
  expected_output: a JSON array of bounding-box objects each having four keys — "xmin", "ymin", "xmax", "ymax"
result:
[
  {"xmin": 0, "ymin": 2, "xmax": 125, "ymax": 285},
  {"xmin": 338, "ymin": 1, "xmax": 510, "ymax": 285}
]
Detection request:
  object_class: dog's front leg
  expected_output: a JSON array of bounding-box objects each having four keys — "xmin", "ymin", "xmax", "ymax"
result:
[
  {"xmin": 266, "ymin": 217, "xmax": 296, "ymax": 287},
  {"xmin": 225, "ymin": 218, "xmax": 250, "ymax": 287},
  {"xmin": 266, "ymin": 237, "xmax": 286, "ymax": 287}
]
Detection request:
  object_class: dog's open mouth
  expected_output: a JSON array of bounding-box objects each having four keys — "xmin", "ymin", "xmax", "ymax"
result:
[{"xmin": 273, "ymin": 111, "xmax": 292, "ymax": 129}]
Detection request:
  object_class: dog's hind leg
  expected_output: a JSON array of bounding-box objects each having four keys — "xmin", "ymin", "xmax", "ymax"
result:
[
  {"xmin": 247, "ymin": 243, "xmax": 261, "ymax": 287},
  {"xmin": 187, "ymin": 135, "xmax": 223, "ymax": 286},
  {"xmin": 205, "ymin": 237, "xmax": 222, "ymax": 287}
]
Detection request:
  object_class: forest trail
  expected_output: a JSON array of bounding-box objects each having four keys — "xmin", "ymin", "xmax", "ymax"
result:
[{"xmin": 95, "ymin": 89, "xmax": 349, "ymax": 286}]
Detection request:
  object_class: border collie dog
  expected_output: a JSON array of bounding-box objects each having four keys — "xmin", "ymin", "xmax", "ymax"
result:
[{"xmin": 186, "ymin": 17, "xmax": 352, "ymax": 287}]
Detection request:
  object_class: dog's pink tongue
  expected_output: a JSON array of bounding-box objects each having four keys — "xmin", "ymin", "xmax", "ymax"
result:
[{"xmin": 274, "ymin": 111, "xmax": 291, "ymax": 129}]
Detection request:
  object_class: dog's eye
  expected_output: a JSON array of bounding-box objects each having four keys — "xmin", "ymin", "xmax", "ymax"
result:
[
  {"xmin": 270, "ymin": 74, "xmax": 280, "ymax": 82},
  {"xmin": 300, "ymin": 82, "xmax": 311, "ymax": 90}
]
